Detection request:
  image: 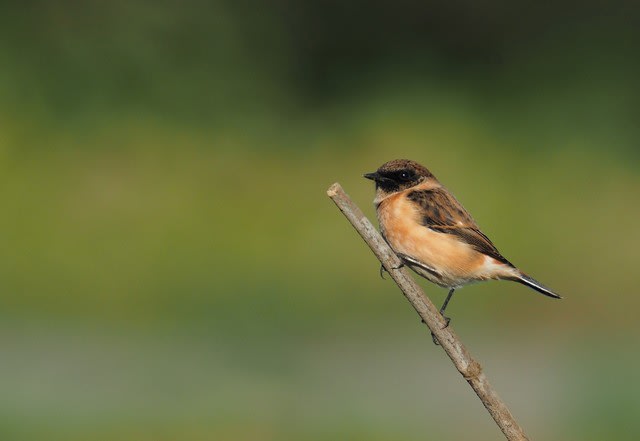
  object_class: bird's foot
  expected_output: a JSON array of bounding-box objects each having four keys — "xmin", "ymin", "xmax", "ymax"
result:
[
  {"xmin": 379, "ymin": 262, "xmax": 404, "ymax": 279},
  {"xmin": 429, "ymin": 315, "xmax": 451, "ymax": 346},
  {"xmin": 431, "ymin": 331, "xmax": 439, "ymax": 345}
]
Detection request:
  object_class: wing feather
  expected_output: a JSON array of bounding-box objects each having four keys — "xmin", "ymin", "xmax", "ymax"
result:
[{"xmin": 407, "ymin": 188, "xmax": 513, "ymax": 266}]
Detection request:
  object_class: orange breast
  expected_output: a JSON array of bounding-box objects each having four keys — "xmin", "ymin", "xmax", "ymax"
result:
[{"xmin": 377, "ymin": 193, "xmax": 487, "ymax": 286}]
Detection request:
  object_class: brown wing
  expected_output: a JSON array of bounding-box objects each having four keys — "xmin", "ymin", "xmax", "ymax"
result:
[{"xmin": 407, "ymin": 188, "xmax": 513, "ymax": 266}]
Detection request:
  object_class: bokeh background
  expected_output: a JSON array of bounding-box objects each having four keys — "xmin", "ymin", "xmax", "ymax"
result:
[{"xmin": 1, "ymin": 2, "xmax": 639, "ymax": 440}]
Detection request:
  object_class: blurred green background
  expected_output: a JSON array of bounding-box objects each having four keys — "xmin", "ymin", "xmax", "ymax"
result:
[{"xmin": 1, "ymin": 1, "xmax": 639, "ymax": 440}]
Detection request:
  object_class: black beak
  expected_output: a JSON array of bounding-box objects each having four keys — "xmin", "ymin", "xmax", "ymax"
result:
[{"xmin": 363, "ymin": 172, "xmax": 379, "ymax": 181}]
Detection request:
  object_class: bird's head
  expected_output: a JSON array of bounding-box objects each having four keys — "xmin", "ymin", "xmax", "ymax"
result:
[{"xmin": 364, "ymin": 159, "xmax": 434, "ymax": 193}]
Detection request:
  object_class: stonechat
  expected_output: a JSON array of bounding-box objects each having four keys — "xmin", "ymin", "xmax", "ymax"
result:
[{"xmin": 364, "ymin": 159, "xmax": 561, "ymax": 332}]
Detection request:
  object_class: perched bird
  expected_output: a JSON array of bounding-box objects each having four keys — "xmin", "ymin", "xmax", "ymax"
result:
[{"xmin": 364, "ymin": 159, "xmax": 561, "ymax": 337}]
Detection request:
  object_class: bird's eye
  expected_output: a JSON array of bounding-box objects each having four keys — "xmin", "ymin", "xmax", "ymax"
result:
[{"xmin": 399, "ymin": 171, "xmax": 411, "ymax": 180}]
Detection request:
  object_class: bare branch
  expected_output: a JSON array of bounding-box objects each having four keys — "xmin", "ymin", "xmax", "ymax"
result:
[{"xmin": 327, "ymin": 182, "xmax": 530, "ymax": 441}]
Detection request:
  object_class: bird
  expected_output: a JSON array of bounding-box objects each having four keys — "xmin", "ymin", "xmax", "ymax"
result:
[{"xmin": 364, "ymin": 159, "xmax": 561, "ymax": 340}]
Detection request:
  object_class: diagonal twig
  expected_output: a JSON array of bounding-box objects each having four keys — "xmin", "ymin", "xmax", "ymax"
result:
[{"xmin": 327, "ymin": 182, "xmax": 530, "ymax": 441}]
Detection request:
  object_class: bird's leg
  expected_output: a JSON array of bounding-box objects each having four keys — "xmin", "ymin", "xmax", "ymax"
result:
[
  {"xmin": 439, "ymin": 288, "xmax": 455, "ymax": 327},
  {"xmin": 431, "ymin": 288, "xmax": 456, "ymax": 345}
]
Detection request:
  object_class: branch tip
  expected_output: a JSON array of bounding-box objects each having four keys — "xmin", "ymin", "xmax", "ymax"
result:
[{"xmin": 326, "ymin": 182, "xmax": 341, "ymax": 197}]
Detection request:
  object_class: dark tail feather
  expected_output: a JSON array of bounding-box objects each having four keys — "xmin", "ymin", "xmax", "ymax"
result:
[{"xmin": 513, "ymin": 273, "xmax": 562, "ymax": 299}]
